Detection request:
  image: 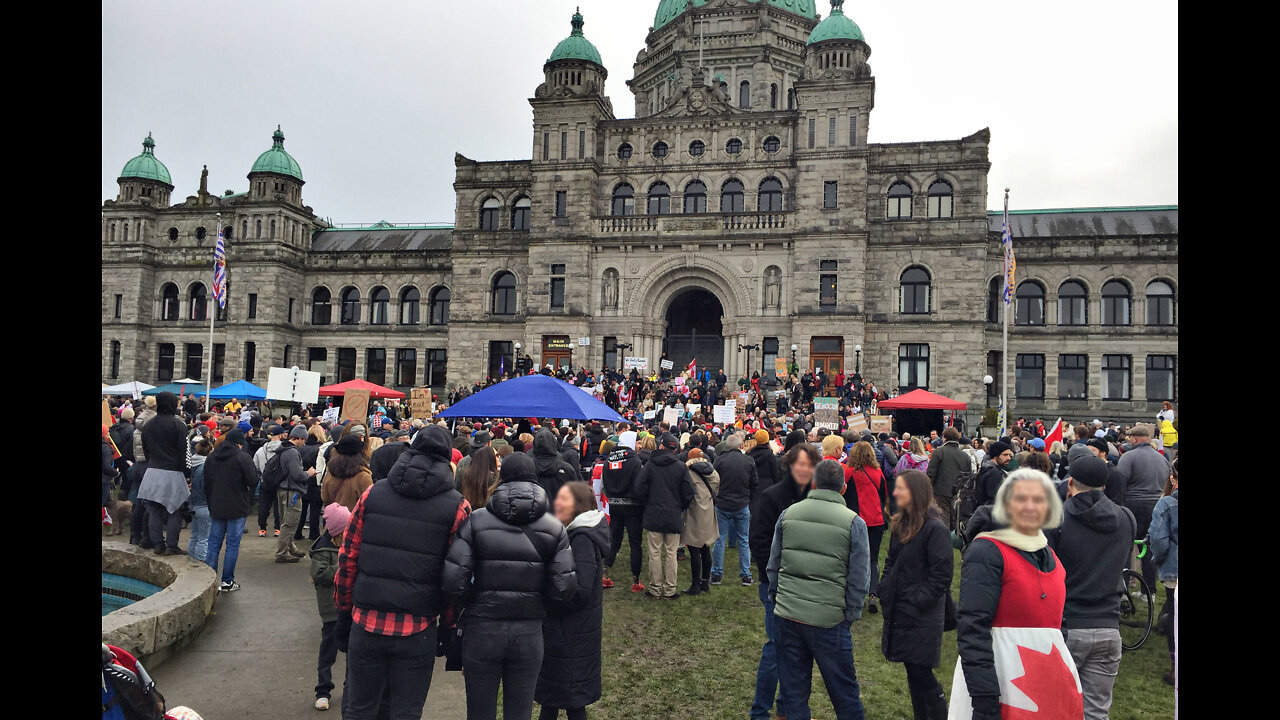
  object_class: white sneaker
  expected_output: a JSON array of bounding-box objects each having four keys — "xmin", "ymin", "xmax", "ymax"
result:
[{"xmin": 314, "ymin": 697, "xmax": 330, "ymax": 711}]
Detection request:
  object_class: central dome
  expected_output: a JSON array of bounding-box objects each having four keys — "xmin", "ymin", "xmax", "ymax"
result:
[
  {"xmin": 548, "ymin": 9, "xmax": 603, "ymax": 65},
  {"xmin": 249, "ymin": 125, "xmax": 303, "ymax": 181},
  {"xmin": 654, "ymin": 0, "xmax": 817, "ymax": 32}
]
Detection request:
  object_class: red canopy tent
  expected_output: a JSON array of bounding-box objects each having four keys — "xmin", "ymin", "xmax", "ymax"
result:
[
  {"xmin": 316, "ymin": 378, "xmax": 406, "ymax": 399},
  {"xmin": 876, "ymin": 388, "xmax": 967, "ymax": 411}
]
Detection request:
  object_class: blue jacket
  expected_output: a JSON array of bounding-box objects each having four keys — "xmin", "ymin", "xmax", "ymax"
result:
[
  {"xmin": 1147, "ymin": 489, "xmax": 1178, "ymax": 582},
  {"xmin": 188, "ymin": 457, "xmax": 208, "ymax": 507}
]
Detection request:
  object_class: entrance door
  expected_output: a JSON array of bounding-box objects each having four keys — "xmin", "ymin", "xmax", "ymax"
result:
[
  {"xmin": 811, "ymin": 336, "xmax": 844, "ymax": 392},
  {"xmin": 664, "ymin": 289, "xmax": 724, "ymax": 374},
  {"xmin": 542, "ymin": 336, "xmax": 573, "ymax": 372}
]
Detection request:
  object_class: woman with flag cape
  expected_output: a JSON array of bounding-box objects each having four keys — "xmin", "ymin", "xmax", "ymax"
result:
[{"xmin": 949, "ymin": 469, "xmax": 1083, "ymax": 720}]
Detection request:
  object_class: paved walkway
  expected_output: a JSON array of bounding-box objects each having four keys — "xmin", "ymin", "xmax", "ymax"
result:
[{"xmin": 142, "ymin": 526, "xmax": 466, "ymax": 718}]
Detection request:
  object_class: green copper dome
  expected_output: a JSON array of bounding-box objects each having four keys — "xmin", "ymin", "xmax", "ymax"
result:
[
  {"xmin": 807, "ymin": 0, "xmax": 863, "ymax": 45},
  {"xmin": 119, "ymin": 133, "xmax": 172, "ymax": 185},
  {"xmin": 548, "ymin": 9, "xmax": 603, "ymax": 66},
  {"xmin": 249, "ymin": 125, "xmax": 303, "ymax": 181},
  {"xmin": 654, "ymin": 0, "xmax": 817, "ymax": 32}
]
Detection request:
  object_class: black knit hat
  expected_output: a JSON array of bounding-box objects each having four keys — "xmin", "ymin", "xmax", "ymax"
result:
[
  {"xmin": 498, "ymin": 452, "xmax": 538, "ymax": 484},
  {"xmin": 335, "ymin": 434, "xmax": 364, "ymax": 456},
  {"xmin": 1069, "ymin": 455, "xmax": 1109, "ymax": 488},
  {"xmin": 989, "ymin": 441, "xmax": 1013, "ymax": 458}
]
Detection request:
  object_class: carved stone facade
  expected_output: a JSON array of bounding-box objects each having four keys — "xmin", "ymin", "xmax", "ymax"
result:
[{"xmin": 101, "ymin": 1, "xmax": 1178, "ymax": 423}]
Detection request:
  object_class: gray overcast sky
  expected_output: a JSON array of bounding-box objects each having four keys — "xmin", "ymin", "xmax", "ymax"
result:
[{"xmin": 102, "ymin": 0, "xmax": 1177, "ymax": 223}]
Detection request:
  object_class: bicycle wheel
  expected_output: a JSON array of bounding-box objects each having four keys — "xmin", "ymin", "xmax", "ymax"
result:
[{"xmin": 1119, "ymin": 568, "xmax": 1153, "ymax": 650}]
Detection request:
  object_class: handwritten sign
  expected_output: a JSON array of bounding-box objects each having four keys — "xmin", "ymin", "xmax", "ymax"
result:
[
  {"xmin": 643, "ymin": 410, "xmax": 657, "ymax": 420},
  {"xmin": 847, "ymin": 414, "xmax": 869, "ymax": 434},
  {"xmin": 775, "ymin": 357, "xmax": 788, "ymax": 378},
  {"xmin": 870, "ymin": 415, "xmax": 892, "ymax": 433},
  {"xmin": 814, "ymin": 397, "xmax": 840, "ymax": 431},
  {"xmin": 662, "ymin": 407, "xmax": 681, "ymax": 427},
  {"xmin": 660, "ymin": 359, "xmax": 674, "ymax": 370},
  {"xmin": 673, "ymin": 376, "xmax": 685, "ymax": 387},
  {"xmin": 340, "ymin": 388, "xmax": 371, "ymax": 424},
  {"xmin": 409, "ymin": 387, "xmax": 432, "ymax": 418},
  {"xmin": 322, "ymin": 407, "xmax": 340, "ymax": 424},
  {"xmin": 713, "ymin": 405, "xmax": 736, "ymax": 425},
  {"xmin": 624, "ymin": 356, "xmax": 648, "ymax": 370}
]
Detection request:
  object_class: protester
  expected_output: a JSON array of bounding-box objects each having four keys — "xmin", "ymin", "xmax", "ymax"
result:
[
  {"xmin": 187, "ymin": 439, "xmax": 213, "ymax": 565},
  {"xmin": 309, "ymin": 503, "xmax": 350, "ymax": 712},
  {"xmin": 269, "ymin": 426, "xmax": 316, "ymax": 563},
  {"xmin": 601, "ymin": 438, "xmax": 646, "ymax": 592},
  {"xmin": 443, "ymin": 451, "xmax": 576, "ymax": 720},
  {"xmin": 974, "ymin": 442, "xmax": 1012, "ymax": 510},
  {"xmin": 926, "ymin": 427, "xmax": 970, "ymax": 529},
  {"xmin": 460, "ymin": 445, "xmax": 500, "ymax": 512},
  {"xmin": 895, "ymin": 437, "xmax": 930, "ymax": 477},
  {"xmin": 845, "ymin": 441, "xmax": 889, "ymax": 615},
  {"xmin": 335, "ymin": 425, "xmax": 471, "ymax": 719},
  {"xmin": 136, "ymin": 392, "xmax": 190, "ymax": 556},
  {"xmin": 322, "ymin": 432, "xmax": 375, "ymax": 514},
  {"xmin": 370, "ymin": 429, "xmax": 412, "ymax": 481},
  {"xmin": 202, "ymin": 429, "xmax": 259, "ymax": 592},
  {"xmin": 710, "ymin": 432, "xmax": 757, "ymax": 586},
  {"xmin": 634, "ymin": 434, "xmax": 694, "ymax": 599},
  {"xmin": 254, "ymin": 424, "xmax": 288, "ymax": 537},
  {"xmin": 748, "ymin": 442, "xmax": 818, "ymax": 720},
  {"xmin": 536, "ymin": 481, "xmax": 609, "ymax": 720},
  {"xmin": 532, "ymin": 428, "xmax": 580, "ymax": 501},
  {"xmin": 747, "ymin": 429, "xmax": 782, "ymax": 490},
  {"xmin": 103, "ymin": 425, "xmax": 119, "ymax": 508},
  {"xmin": 954, "ymin": 469, "xmax": 1080, "ymax": 719},
  {"xmin": 767, "ymin": 459, "xmax": 870, "ymax": 720},
  {"xmin": 1148, "ymin": 457, "xmax": 1178, "ymax": 685},
  {"xmin": 132, "ymin": 395, "xmax": 157, "ymax": 462},
  {"xmin": 879, "ymin": 469, "xmax": 952, "ymax": 720},
  {"xmin": 1115, "ymin": 424, "xmax": 1170, "ymax": 590},
  {"xmin": 681, "ymin": 448, "xmax": 720, "ymax": 596}
]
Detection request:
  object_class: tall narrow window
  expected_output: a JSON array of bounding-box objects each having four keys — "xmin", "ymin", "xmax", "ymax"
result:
[
  {"xmin": 269, "ymin": 219, "xmax": 276, "ymax": 238},
  {"xmin": 480, "ymin": 198, "xmax": 501, "ymax": 230},
  {"xmin": 185, "ymin": 343, "xmax": 203, "ymax": 381},
  {"xmin": 369, "ymin": 286, "xmax": 390, "ymax": 325},
  {"xmin": 189, "ymin": 284, "xmax": 208, "ymax": 321},
  {"xmin": 245, "ymin": 342, "xmax": 256, "ymax": 382},
  {"xmin": 554, "ymin": 191, "xmax": 567, "ymax": 217},
  {"xmin": 511, "ymin": 197, "xmax": 531, "ymax": 230},
  {"xmin": 542, "ymin": 132, "xmax": 549, "ymax": 161},
  {"xmin": 578, "ymin": 130, "xmax": 585, "ymax": 158},
  {"xmin": 808, "ymin": 118, "xmax": 815, "ymax": 148},
  {"xmin": 1146, "ymin": 355, "xmax": 1175, "ymax": 401},
  {"xmin": 113, "ymin": 294, "xmax": 122, "ymax": 319},
  {"xmin": 395, "ymin": 349, "xmax": 416, "ymax": 387},
  {"xmin": 820, "ymin": 260, "xmax": 838, "ymax": 308},
  {"xmin": 366, "ymin": 348, "xmax": 387, "ymax": 385},
  {"xmin": 420, "ymin": 349, "xmax": 445, "ymax": 387},
  {"xmin": 886, "ymin": 182, "xmax": 912, "ymax": 219},
  {"xmin": 828, "ymin": 116, "xmax": 837, "ymax": 146},
  {"xmin": 1057, "ymin": 281, "xmax": 1087, "ymax": 325},
  {"xmin": 758, "ymin": 178, "xmax": 783, "ymax": 212},
  {"xmin": 824, "ymin": 181, "xmax": 838, "ymax": 209},
  {"xmin": 720, "ymin": 180, "xmax": 744, "ymax": 213},
  {"xmin": 739, "ymin": 80, "xmax": 750, "ymax": 108},
  {"xmin": 337, "ymin": 348, "xmax": 356, "ymax": 382},
  {"xmin": 550, "ymin": 277, "xmax": 566, "ymax": 310},
  {"xmin": 1059, "ymin": 354, "xmax": 1087, "ymax": 399},
  {"xmin": 987, "ymin": 277, "xmax": 1001, "ymax": 323},
  {"xmin": 488, "ymin": 341, "xmax": 514, "ymax": 379},
  {"xmin": 1015, "ymin": 282, "xmax": 1045, "ymax": 326},
  {"xmin": 1015, "ymin": 354, "xmax": 1045, "ymax": 399},
  {"xmin": 248, "ymin": 293, "xmax": 258, "ymax": 319},
  {"xmin": 684, "ymin": 181, "xmax": 707, "ymax": 213},
  {"xmin": 339, "ymin": 287, "xmax": 360, "ymax": 325},
  {"xmin": 492, "ymin": 272, "xmax": 517, "ymax": 315},
  {"xmin": 560, "ymin": 131, "xmax": 567, "ymax": 159},
  {"xmin": 311, "ymin": 288, "xmax": 331, "ymax": 325},
  {"xmin": 1101, "ymin": 280, "xmax": 1131, "ymax": 325},
  {"xmin": 308, "ymin": 347, "xmax": 326, "ymax": 386},
  {"xmin": 898, "ymin": 344, "xmax": 930, "ymax": 392},
  {"xmin": 212, "ymin": 344, "xmax": 226, "ymax": 384},
  {"xmin": 849, "ymin": 115, "xmax": 857, "ymax": 146},
  {"xmin": 1102, "ymin": 355, "xmax": 1131, "ymax": 400},
  {"xmin": 160, "ymin": 283, "xmax": 179, "ymax": 322},
  {"xmin": 647, "ymin": 182, "xmax": 671, "ymax": 215},
  {"xmin": 400, "ymin": 286, "xmax": 420, "ymax": 325},
  {"xmin": 287, "ymin": 298, "xmax": 294, "ymax": 323},
  {"xmin": 429, "ymin": 287, "xmax": 450, "ymax": 325},
  {"xmin": 899, "ymin": 266, "xmax": 931, "ymax": 314},
  {"xmin": 109, "ymin": 341, "xmax": 120, "ymax": 379},
  {"xmin": 926, "ymin": 180, "xmax": 954, "ymax": 218},
  {"xmin": 770, "ymin": 83, "xmax": 778, "ymax": 109},
  {"xmin": 1146, "ymin": 280, "xmax": 1174, "ymax": 325},
  {"xmin": 158, "ymin": 343, "xmax": 175, "ymax": 383},
  {"xmin": 603, "ymin": 337, "xmax": 617, "ymax": 371},
  {"xmin": 611, "ymin": 184, "xmax": 635, "ymax": 215},
  {"xmin": 788, "ymin": 88, "xmax": 796, "ymax": 110},
  {"xmin": 283, "ymin": 345, "xmax": 291, "ymax": 368}
]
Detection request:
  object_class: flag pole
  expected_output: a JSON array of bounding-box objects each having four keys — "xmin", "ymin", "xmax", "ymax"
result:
[
  {"xmin": 204, "ymin": 212, "xmax": 221, "ymax": 413},
  {"xmin": 1000, "ymin": 188, "xmax": 1010, "ymax": 438}
]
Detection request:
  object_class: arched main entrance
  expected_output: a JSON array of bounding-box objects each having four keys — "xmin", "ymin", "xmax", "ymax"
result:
[{"xmin": 664, "ymin": 288, "xmax": 723, "ymax": 374}]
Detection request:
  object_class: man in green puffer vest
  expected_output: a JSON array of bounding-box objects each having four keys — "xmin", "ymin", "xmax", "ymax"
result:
[{"xmin": 767, "ymin": 459, "xmax": 870, "ymax": 720}]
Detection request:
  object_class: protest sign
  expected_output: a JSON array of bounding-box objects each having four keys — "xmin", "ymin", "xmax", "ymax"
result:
[
  {"xmin": 870, "ymin": 415, "xmax": 893, "ymax": 433},
  {"xmin": 624, "ymin": 357, "xmax": 648, "ymax": 370},
  {"xmin": 340, "ymin": 389, "xmax": 371, "ymax": 424},
  {"xmin": 847, "ymin": 414, "xmax": 869, "ymax": 434},
  {"xmin": 265, "ymin": 366, "xmax": 321, "ymax": 404},
  {"xmin": 662, "ymin": 407, "xmax": 680, "ymax": 427},
  {"xmin": 673, "ymin": 376, "xmax": 685, "ymax": 386},
  {"xmin": 102, "ymin": 398, "xmax": 114, "ymax": 428},
  {"xmin": 775, "ymin": 358, "xmax": 787, "ymax": 378},
  {"xmin": 814, "ymin": 396, "xmax": 840, "ymax": 431},
  {"xmin": 321, "ymin": 407, "xmax": 340, "ymax": 424},
  {"xmin": 713, "ymin": 405, "xmax": 736, "ymax": 425},
  {"xmin": 660, "ymin": 359, "xmax": 674, "ymax": 370},
  {"xmin": 409, "ymin": 387, "xmax": 432, "ymax": 418},
  {"xmin": 643, "ymin": 409, "xmax": 657, "ymax": 420}
]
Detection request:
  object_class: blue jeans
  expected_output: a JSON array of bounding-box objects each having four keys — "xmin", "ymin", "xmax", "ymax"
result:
[
  {"xmin": 776, "ymin": 617, "xmax": 865, "ymax": 720},
  {"xmin": 711, "ymin": 505, "xmax": 751, "ymax": 579},
  {"xmin": 187, "ymin": 504, "xmax": 210, "ymax": 563},
  {"xmin": 206, "ymin": 515, "xmax": 247, "ymax": 584},
  {"xmin": 752, "ymin": 578, "xmax": 796, "ymax": 720}
]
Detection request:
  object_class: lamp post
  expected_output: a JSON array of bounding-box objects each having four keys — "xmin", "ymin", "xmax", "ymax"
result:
[
  {"xmin": 514, "ymin": 342, "xmax": 522, "ymax": 375},
  {"xmin": 983, "ymin": 373, "xmax": 996, "ymax": 435},
  {"xmin": 789, "ymin": 343, "xmax": 798, "ymax": 376},
  {"xmin": 738, "ymin": 342, "xmax": 760, "ymax": 380},
  {"xmin": 616, "ymin": 342, "xmax": 632, "ymax": 372},
  {"xmin": 854, "ymin": 344, "xmax": 862, "ymax": 375}
]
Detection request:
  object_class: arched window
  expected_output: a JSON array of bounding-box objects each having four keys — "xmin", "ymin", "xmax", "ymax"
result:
[
  {"xmin": 479, "ymin": 197, "xmax": 500, "ymax": 230},
  {"xmin": 311, "ymin": 287, "xmax": 332, "ymax": 325},
  {"xmin": 900, "ymin": 267, "xmax": 931, "ymax": 314},
  {"xmin": 168, "ymin": 227, "xmax": 178, "ymax": 241},
  {"xmin": 1058, "ymin": 280, "xmax": 1087, "ymax": 326},
  {"xmin": 399, "ymin": 286, "xmax": 420, "ymax": 325},
  {"xmin": 241, "ymin": 220, "xmax": 248, "ymax": 239},
  {"xmin": 224, "ymin": 224, "xmax": 233, "ymax": 240},
  {"xmin": 770, "ymin": 83, "xmax": 778, "ymax": 109},
  {"xmin": 256, "ymin": 219, "xmax": 262, "ymax": 237},
  {"xmin": 647, "ymin": 182, "xmax": 671, "ymax": 215},
  {"xmin": 429, "ymin": 286, "xmax": 451, "ymax": 325},
  {"xmin": 511, "ymin": 197, "xmax": 531, "ymax": 230},
  {"xmin": 684, "ymin": 180, "xmax": 707, "ymax": 213},
  {"xmin": 189, "ymin": 283, "xmax": 208, "ymax": 321},
  {"xmin": 492, "ymin": 272, "xmax": 517, "ymax": 315},
  {"xmin": 160, "ymin": 283, "xmax": 179, "ymax": 322},
  {"xmin": 1101, "ymin": 280, "xmax": 1131, "ymax": 325},
  {"xmin": 1015, "ymin": 281, "xmax": 1045, "ymax": 326},
  {"xmin": 339, "ymin": 286, "xmax": 360, "ymax": 325},
  {"xmin": 758, "ymin": 178, "xmax": 783, "ymax": 211},
  {"xmin": 720, "ymin": 179, "xmax": 745, "ymax": 213},
  {"xmin": 611, "ymin": 184, "xmax": 634, "ymax": 216},
  {"xmin": 986, "ymin": 277, "xmax": 1001, "ymax": 323},
  {"xmin": 787, "ymin": 88, "xmax": 796, "ymax": 110},
  {"xmin": 739, "ymin": 81, "xmax": 750, "ymax": 108},
  {"xmin": 269, "ymin": 219, "xmax": 276, "ymax": 238},
  {"xmin": 1146, "ymin": 280, "xmax": 1175, "ymax": 326},
  {"xmin": 926, "ymin": 180, "xmax": 953, "ymax": 219},
  {"xmin": 369, "ymin": 286, "xmax": 390, "ymax": 325},
  {"xmin": 887, "ymin": 182, "xmax": 912, "ymax": 219},
  {"xmin": 123, "ymin": 224, "xmax": 129, "ymax": 242}
]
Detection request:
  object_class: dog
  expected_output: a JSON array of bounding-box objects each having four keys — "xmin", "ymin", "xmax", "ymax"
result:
[{"xmin": 105, "ymin": 498, "xmax": 133, "ymax": 536}]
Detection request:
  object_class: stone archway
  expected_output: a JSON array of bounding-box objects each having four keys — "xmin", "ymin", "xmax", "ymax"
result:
[{"xmin": 664, "ymin": 288, "xmax": 724, "ymax": 373}]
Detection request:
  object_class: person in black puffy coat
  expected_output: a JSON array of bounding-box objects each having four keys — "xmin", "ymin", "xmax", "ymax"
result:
[
  {"xmin": 443, "ymin": 452, "xmax": 576, "ymax": 720},
  {"xmin": 536, "ymin": 481, "xmax": 609, "ymax": 720},
  {"xmin": 532, "ymin": 428, "xmax": 581, "ymax": 501}
]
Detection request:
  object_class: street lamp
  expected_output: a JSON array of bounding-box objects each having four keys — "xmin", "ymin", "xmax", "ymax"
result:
[
  {"xmin": 514, "ymin": 342, "xmax": 522, "ymax": 374},
  {"xmin": 616, "ymin": 342, "xmax": 632, "ymax": 372},
  {"xmin": 790, "ymin": 343, "xmax": 798, "ymax": 375},
  {"xmin": 854, "ymin": 344, "xmax": 862, "ymax": 375},
  {"xmin": 738, "ymin": 342, "xmax": 760, "ymax": 379}
]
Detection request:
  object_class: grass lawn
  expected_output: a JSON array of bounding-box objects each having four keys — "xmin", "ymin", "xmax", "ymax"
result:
[{"xmin": 584, "ymin": 537, "xmax": 1174, "ymax": 720}]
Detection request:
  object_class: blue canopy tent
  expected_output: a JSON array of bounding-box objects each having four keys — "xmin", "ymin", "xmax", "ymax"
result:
[
  {"xmin": 142, "ymin": 381, "xmax": 209, "ymax": 397},
  {"xmin": 436, "ymin": 374, "xmax": 626, "ymax": 422},
  {"xmin": 205, "ymin": 380, "xmax": 267, "ymax": 401}
]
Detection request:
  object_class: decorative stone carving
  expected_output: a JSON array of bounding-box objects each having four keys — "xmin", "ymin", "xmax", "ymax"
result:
[
  {"xmin": 764, "ymin": 266, "xmax": 782, "ymax": 308},
  {"xmin": 602, "ymin": 267, "xmax": 619, "ymax": 309}
]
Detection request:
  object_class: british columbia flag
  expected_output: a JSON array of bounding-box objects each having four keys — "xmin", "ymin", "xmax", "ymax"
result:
[{"xmin": 213, "ymin": 224, "xmax": 227, "ymax": 309}]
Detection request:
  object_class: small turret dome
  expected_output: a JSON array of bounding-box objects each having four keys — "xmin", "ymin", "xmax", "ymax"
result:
[
  {"xmin": 249, "ymin": 125, "xmax": 303, "ymax": 181},
  {"xmin": 119, "ymin": 133, "xmax": 173, "ymax": 186},
  {"xmin": 807, "ymin": 0, "xmax": 864, "ymax": 45},
  {"xmin": 548, "ymin": 8, "xmax": 604, "ymax": 66}
]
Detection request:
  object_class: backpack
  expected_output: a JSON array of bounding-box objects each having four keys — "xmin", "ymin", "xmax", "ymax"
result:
[
  {"xmin": 109, "ymin": 424, "xmax": 128, "ymax": 457},
  {"xmin": 951, "ymin": 469, "xmax": 980, "ymax": 537},
  {"xmin": 261, "ymin": 448, "xmax": 287, "ymax": 494},
  {"xmin": 101, "ymin": 644, "xmax": 166, "ymax": 720}
]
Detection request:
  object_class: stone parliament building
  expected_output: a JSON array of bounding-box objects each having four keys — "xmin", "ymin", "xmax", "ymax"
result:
[{"xmin": 101, "ymin": 0, "xmax": 1178, "ymax": 424}]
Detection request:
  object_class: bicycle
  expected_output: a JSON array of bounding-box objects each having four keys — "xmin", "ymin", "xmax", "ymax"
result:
[{"xmin": 1119, "ymin": 538, "xmax": 1154, "ymax": 651}]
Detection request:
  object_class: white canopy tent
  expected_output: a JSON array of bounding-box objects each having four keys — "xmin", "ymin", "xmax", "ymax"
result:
[{"xmin": 101, "ymin": 381, "xmax": 157, "ymax": 396}]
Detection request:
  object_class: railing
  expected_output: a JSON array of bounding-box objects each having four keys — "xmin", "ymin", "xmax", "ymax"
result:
[
  {"xmin": 594, "ymin": 211, "xmax": 791, "ymax": 234},
  {"xmin": 722, "ymin": 212, "xmax": 787, "ymax": 230},
  {"xmin": 597, "ymin": 216, "xmax": 660, "ymax": 233}
]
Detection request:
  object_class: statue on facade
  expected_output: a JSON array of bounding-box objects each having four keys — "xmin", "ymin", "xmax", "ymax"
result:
[
  {"xmin": 764, "ymin": 266, "xmax": 781, "ymax": 308},
  {"xmin": 602, "ymin": 268, "xmax": 619, "ymax": 309}
]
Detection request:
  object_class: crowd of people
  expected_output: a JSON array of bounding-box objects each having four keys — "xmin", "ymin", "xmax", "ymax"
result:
[{"xmin": 101, "ymin": 376, "xmax": 1177, "ymax": 720}]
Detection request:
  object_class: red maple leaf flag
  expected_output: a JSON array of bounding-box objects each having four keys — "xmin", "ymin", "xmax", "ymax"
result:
[
  {"xmin": 1044, "ymin": 418, "xmax": 1063, "ymax": 448},
  {"xmin": 1001, "ymin": 644, "xmax": 1084, "ymax": 720}
]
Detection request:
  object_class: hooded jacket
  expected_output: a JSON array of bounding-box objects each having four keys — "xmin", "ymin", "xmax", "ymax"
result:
[
  {"xmin": 601, "ymin": 446, "xmax": 643, "ymax": 504},
  {"xmin": 681, "ymin": 459, "xmax": 720, "ymax": 547},
  {"xmin": 974, "ymin": 457, "xmax": 1008, "ymax": 509},
  {"xmin": 140, "ymin": 414, "xmax": 188, "ymax": 473},
  {"xmin": 532, "ymin": 429, "xmax": 579, "ymax": 500},
  {"xmin": 748, "ymin": 443, "xmax": 782, "ymax": 491},
  {"xmin": 894, "ymin": 451, "xmax": 929, "ymax": 477},
  {"xmin": 322, "ymin": 450, "xmax": 374, "ymax": 513},
  {"xmin": 535, "ymin": 509, "xmax": 609, "ymax": 711},
  {"xmin": 203, "ymin": 439, "xmax": 260, "ymax": 519},
  {"xmin": 309, "ymin": 532, "xmax": 340, "ymax": 623},
  {"xmin": 634, "ymin": 449, "xmax": 695, "ymax": 534},
  {"xmin": 350, "ymin": 425, "xmax": 466, "ymax": 620},
  {"xmin": 369, "ymin": 439, "xmax": 411, "ymax": 482},
  {"xmin": 1045, "ymin": 490, "xmax": 1136, "ymax": 629},
  {"xmin": 712, "ymin": 448, "xmax": 758, "ymax": 512},
  {"xmin": 259, "ymin": 440, "xmax": 309, "ymax": 493},
  {"xmin": 926, "ymin": 441, "xmax": 971, "ymax": 499},
  {"xmin": 443, "ymin": 453, "xmax": 576, "ymax": 620},
  {"xmin": 132, "ymin": 407, "xmax": 156, "ymax": 462}
]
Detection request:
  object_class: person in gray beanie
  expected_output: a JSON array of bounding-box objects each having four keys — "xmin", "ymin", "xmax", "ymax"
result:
[{"xmin": 271, "ymin": 424, "xmax": 317, "ymax": 562}]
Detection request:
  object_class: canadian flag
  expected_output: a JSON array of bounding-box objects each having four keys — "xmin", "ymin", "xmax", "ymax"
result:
[
  {"xmin": 687, "ymin": 357, "xmax": 696, "ymax": 377},
  {"xmin": 1044, "ymin": 418, "xmax": 1063, "ymax": 448}
]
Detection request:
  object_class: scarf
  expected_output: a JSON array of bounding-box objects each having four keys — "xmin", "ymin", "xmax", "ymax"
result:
[{"xmin": 976, "ymin": 527, "xmax": 1048, "ymax": 552}]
